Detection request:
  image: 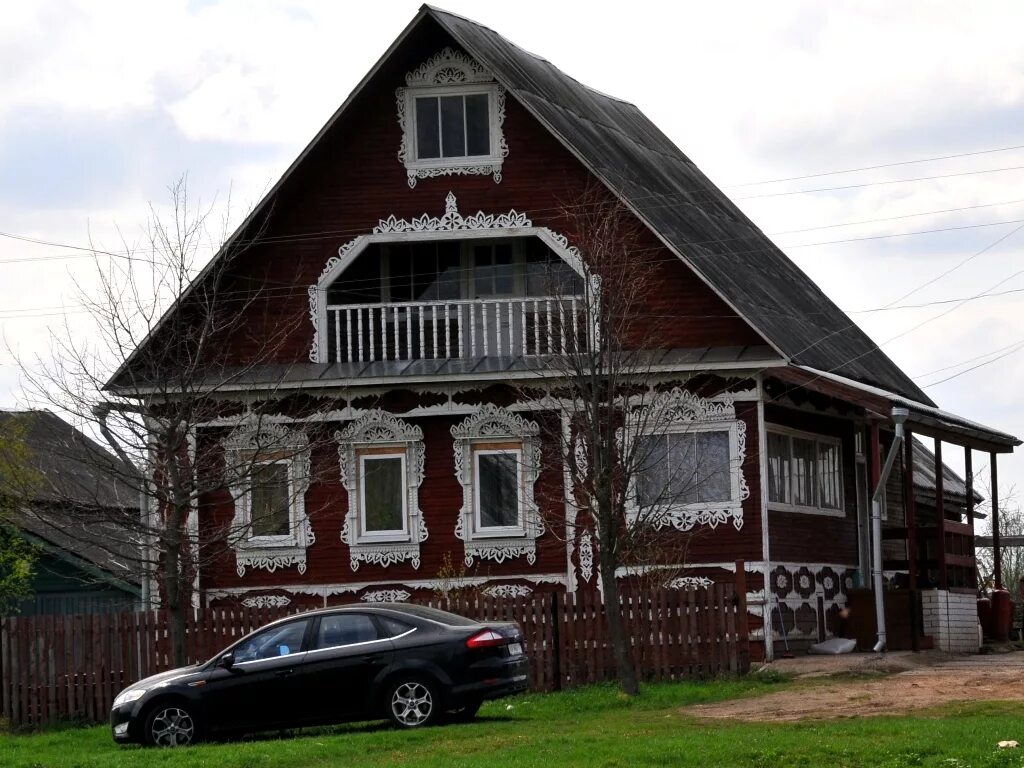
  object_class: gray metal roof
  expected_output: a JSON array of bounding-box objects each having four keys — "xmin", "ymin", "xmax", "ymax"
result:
[
  {"xmin": 911, "ymin": 438, "xmax": 982, "ymax": 504},
  {"xmin": 425, "ymin": 6, "xmax": 933, "ymax": 406}
]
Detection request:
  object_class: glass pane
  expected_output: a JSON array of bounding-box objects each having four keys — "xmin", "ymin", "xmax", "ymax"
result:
[
  {"xmin": 415, "ymin": 97, "xmax": 440, "ymax": 159},
  {"xmin": 668, "ymin": 433, "xmax": 699, "ymax": 504},
  {"xmin": 636, "ymin": 435, "xmax": 668, "ymax": 508},
  {"xmin": 818, "ymin": 442, "xmax": 841, "ymax": 509},
  {"xmin": 465, "ymin": 93, "xmax": 490, "ymax": 155},
  {"xmin": 791, "ymin": 437, "xmax": 817, "ymax": 506},
  {"xmin": 478, "ymin": 452, "xmax": 519, "ymax": 527},
  {"xmin": 474, "ymin": 245, "xmax": 494, "ymax": 297},
  {"xmin": 493, "ymin": 244, "xmax": 514, "ymax": 294},
  {"xmin": 767, "ymin": 433, "xmax": 790, "ymax": 504},
  {"xmin": 437, "ymin": 242, "xmax": 461, "ymax": 300},
  {"xmin": 695, "ymin": 431, "xmax": 731, "ymax": 502},
  {"xmin": 234, "ymin": 619, "xmax": 309, "ymax": 662},
  {"xmin": 388, "ymin": 244, "xmax": 414, "ymax": 302},
  {"xmin": 440, "ymin": 95, "xmax": 466, "ymax": 157},
  {"xmin": 363, "ymin": 456, "xmax": 405, "ymax": 532},
  {"xmin": 315, "ymin": 614, "xmax": 379, "ymax": 649},
  {"xmin": 408, "ymin": 242, "xmax": 439, "ymax": 301},
  {"xmin": 251, "ymin": 463, "xmax": 290, "ymax": 536}
]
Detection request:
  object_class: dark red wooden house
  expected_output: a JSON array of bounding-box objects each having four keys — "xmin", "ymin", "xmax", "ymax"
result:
[{"xmin": 110, "ymin": 6, "xmax": 1019, "ymax": 660}]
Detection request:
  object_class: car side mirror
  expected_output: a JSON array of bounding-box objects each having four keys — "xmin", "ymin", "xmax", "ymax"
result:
[{"xmin": 219, "ymin": 651, "xmax": 235, "ymax": 669}]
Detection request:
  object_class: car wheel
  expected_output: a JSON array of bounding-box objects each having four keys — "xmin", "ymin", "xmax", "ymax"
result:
[
  {"xmin": 387, "ymin": 678, "xmax": 440, "ymax": 729},
  {"xmin": 144, "ymin": 702, "xmax": 200, "ymax": 747},
  {"xmin": 447, "ymin": 698, "xmax": 482, "ymax": 722}
]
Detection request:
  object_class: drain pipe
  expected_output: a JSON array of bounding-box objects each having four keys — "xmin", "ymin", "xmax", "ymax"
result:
[{"xmin": 871, "ymin": 406, "xmax": 910, "ymax": 652}]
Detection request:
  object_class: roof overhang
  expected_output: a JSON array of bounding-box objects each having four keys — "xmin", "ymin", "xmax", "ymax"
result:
[{"xmin": 776, "ymin": 365, "xmax": 1020, "ymax": 454}]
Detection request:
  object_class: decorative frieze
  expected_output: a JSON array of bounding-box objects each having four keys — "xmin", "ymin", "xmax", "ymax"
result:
[
  {"xmin": 481, "ymin": 584, "xmax": 534, "ymax": 599},
  {"xmin": 360, "ymin": 589, "xmax": 412, "ymax": 603},
  {"xmin": 241, "ymin": 595, "xmax": 292, "ymax": 609},
  {"xmin": 664, "ymin": 576, "xmax": 714, "ymax": 591}
]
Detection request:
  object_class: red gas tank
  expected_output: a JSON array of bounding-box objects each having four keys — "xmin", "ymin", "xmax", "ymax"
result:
[{"xmin": 991, "ymin": 589, "xmax": 1012, "ymax": 642}]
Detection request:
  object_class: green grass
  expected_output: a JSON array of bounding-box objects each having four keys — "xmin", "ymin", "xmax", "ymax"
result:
[{"xmin": 4, "ymin": 678, "xmax": 1024, "ymax": 768}]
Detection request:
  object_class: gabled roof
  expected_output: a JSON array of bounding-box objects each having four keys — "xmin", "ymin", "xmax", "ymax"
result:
[{"xmin": 109, "ymin": 5, "xmax": 932, "ymax": 406}]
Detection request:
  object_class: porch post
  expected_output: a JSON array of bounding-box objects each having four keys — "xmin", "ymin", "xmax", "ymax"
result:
[
  {"xmin": 934, "ymin": 438, "xmax": 948, "ymax": 590},
  {"xmin": 903, "ymin": 431, "xmax": 919, "ymax": 651},
  {"xmin": 964, "ymin": 448, "xmax": 976, "ymax": 590},
  {"xmin": 991, "ymin": 452, "xmax": 1002, "ymax": 589}
]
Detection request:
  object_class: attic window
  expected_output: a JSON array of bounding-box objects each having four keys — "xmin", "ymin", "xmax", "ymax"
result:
[{"xmin": 397, "ymin": 48, "xmax": 508, "ymax": 188}]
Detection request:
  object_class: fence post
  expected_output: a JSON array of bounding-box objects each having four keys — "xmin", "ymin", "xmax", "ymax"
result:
[
  {"xmin": 549, "ymin": 591, "xmax": 562, "ymax": 691},
  {"xmin": 734, "ymin": 560, "xmax": 750, "ymax": 673}
]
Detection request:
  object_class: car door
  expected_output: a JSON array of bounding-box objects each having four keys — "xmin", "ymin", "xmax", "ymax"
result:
[
  {"xmin": 202, "ymin": 617, "xmax": 311, "ymax": 734},
  {"xmin": 294, "ymin": 612, "xmax": 394, "ymax": 725}
]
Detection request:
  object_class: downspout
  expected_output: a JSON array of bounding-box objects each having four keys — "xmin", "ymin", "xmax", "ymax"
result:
[{"xmin": 871, "ymin": 406, "xmax": 909, "ymax": 652}]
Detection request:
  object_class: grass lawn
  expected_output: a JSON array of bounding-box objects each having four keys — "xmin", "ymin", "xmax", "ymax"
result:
[{"xmin": 4, "ymin": 677, "xmax": 1024, "ymax": 768}]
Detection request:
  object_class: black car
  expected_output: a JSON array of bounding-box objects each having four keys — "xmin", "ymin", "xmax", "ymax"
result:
[{"xmin": 110, "ymin": 603, "xmax": 528, "ymax": 746}]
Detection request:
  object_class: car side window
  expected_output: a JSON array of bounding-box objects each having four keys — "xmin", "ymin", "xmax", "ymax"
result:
[
  {"xmin": 314, "ymin": 614, "xmax": 380, "ymax": 650},
  {"xmin": 233, "ymin": 619, "xmax": 309, "ymax": 663},
  {"xmin": 378, "ymin": 616, "xmax": 413, "ymax": 638}
]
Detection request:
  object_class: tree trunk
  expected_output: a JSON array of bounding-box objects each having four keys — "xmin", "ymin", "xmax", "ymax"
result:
[
  {"xmin": 163, "ymin": 540, "xmax": 188, "ymax": 667},
  {"xmin": 599, "ymin": 550, "xmax": 639, "ymax": 695}
]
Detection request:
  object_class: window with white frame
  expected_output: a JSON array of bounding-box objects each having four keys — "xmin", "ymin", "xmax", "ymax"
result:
[
  {"xmin": 767, "ymin": 426, "xmax": 844, "ymax": 516},
  {"xmin": 336, "ymin": 411, "xmax": 427, "ymax": 571},
  {"xmin": 622, "ymin": 388, "xmax": 748, "ymax": 533},
  {"xmin": 222, "ymin": 422, "xmax": 313, "ymax": 577},
  {"xmin": 452, "ymin": 406, "xmax": 544, "ymax": 565},
  {"xmin": 397, "ymin": 48, "xmax": 508, "ymax": 188}
]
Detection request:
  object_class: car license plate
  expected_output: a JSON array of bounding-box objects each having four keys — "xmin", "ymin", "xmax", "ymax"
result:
[{"xmin": 508, "ymin": 642, "xmax": 523, "ymax": 657}]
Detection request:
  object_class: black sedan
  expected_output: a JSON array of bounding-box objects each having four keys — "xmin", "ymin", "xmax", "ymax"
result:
[{"xmin": 110, "ymin": 603, "xmax": 528, "ymax": 746}]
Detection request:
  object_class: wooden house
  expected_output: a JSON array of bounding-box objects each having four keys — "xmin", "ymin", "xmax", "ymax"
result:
[{"xmin": 107, "ymin": 6, "xmax": 1019, "ymax": 658}]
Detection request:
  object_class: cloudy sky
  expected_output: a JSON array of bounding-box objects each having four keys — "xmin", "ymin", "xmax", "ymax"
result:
[{"xmin": 1, "ymin": 0, "xmax": 1022, "ymax": 509}]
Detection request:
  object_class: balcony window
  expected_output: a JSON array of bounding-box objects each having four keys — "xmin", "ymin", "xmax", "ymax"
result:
[{"xmin": 767, "ymin": 425, "xmax": 844, "ymax": 516}]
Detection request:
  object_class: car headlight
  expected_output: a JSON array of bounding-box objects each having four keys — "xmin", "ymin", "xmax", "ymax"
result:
[{"xmin": 113, "ymin": 688, "xmax": 147, "ymax": 708}]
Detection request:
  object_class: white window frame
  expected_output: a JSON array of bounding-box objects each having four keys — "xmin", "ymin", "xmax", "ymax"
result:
[
  {"xmin": 766, "ymin": 424, "xmax": 846, "ymax": 518},
  {"xmin": 472, "ymin": 447, "xmax": 526, "ymax": 537},
  {"xmin": 404, "ymin": 84, "xmax": 504, "ymax": 172},
  {"xmin": 620, "ymin": 388, "xmax": 749, "ymax": 533},
  {"xmin": 396, "ymin": 47, "xmax": 508, "ymax": 188},
  {"xmin": 336, "ymin": 411, "xmax": 427, "ymax": 571},
  {"xmin": 223, "ymin": 422, "xmax": 314, "ymax": 577},
  {"xmin": 452, "ymin": 405, "xmax": 544, "ymax": 566},
  {"xmin": 357, "ymin": 451, "xmax": 410, "ymax": 542}
]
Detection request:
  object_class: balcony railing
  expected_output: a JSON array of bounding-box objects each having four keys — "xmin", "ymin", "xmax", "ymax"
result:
[{"xmin": 324, "ymin": 296, "xmax": 588, "ymax": 364}]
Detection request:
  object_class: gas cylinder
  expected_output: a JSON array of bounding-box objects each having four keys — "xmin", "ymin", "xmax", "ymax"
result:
[{"xmin": 992, "ymin": 588, "xmax": 1011, "ymax": 642}]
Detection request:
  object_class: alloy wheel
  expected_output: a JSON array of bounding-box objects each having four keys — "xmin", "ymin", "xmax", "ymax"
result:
[
  {"xmin": 391, "ymin": 681, "xmax": 434, "ymax": 727},
  {"xmin": 149, "ymin": 706, "xmax": 195, "ymax": 747}
]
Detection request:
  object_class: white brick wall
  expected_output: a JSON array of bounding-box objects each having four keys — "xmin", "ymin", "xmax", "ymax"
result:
[{"xmin": 921, "ymin": 590, "xmax": 980, "ymax": 653}]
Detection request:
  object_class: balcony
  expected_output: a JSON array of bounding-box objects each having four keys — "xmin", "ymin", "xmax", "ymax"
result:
[{"xmin": 323, "ymin": 296, "xmax": 587, "ymax": 364}]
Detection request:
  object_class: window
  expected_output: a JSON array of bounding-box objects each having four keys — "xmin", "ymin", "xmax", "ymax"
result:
[
  {"xmin": 223, "ymin": 422, "xmax": 313, "ymax": 577},
  {"xmin": 378, "ymin": 616, "xmax": 415, "ymax": 637},
  {"xmin": 359, "ymin": 453, "xmax": 408, "ymax": 536},
  {"xmin": 472, "ymin": 243, "xmax": 515, "ymax": 297},
  {"xmin": 314, "ymin": 614, "xmax": 380, "ymax": 650},
  {"xmin": 414, "ymin": 93, "xmax": 491, "ymax": 160},
  {"xmin": 474, "ymin": 449, "xmax": 522, "ymax": 531},
  {"xmin": 250, "ymin": 462, "xmax": 291, "ymax": 537},
  {"xmin": 234, "ymin": 619, "xmax": 310, "ymax": 663},
  {"xmin": 397, "ymin": 49, "xmax": 507, "ymax": 188},
  {"xmin": 621, "ymin": 388, "xmax": 748, "ymax": 534},
  {"xmin": 767, "ymin": 426, "xmax": 844, "ymax": 515},
  {"xmin": 452, "ymin": 406, "xmax": 544, "ymax": 565},
  {"xmin": 337, "ymin": 411, "xmax": 427, "ymax": 571}
]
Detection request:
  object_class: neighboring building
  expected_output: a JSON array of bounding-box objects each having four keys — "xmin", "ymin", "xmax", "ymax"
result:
[
  {"xmin": 0, "ymin": 410, "xmax": 141, "ymax": 615},
  {"xmin": 106, "ymin": 7, "xmax": 1018, "ymax": 656}
]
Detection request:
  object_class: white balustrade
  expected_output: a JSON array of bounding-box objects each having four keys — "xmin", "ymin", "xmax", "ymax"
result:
[{"xmin": 324, "ymin": 296, "xmax": 587, "ymax": 364}]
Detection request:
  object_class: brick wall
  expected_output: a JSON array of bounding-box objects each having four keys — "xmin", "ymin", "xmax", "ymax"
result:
[{"xmin": 921, "ymin": 590, "xmax": 980, "ymax": 653}]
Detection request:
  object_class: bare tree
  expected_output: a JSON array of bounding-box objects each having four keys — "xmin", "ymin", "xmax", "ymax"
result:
[
  {"xmin": 13, "ymin": 177, "xmax": 324, "ymax": 664},
  {"xmin": 528, "ymin": 189, "xmax": 746, "ymax": 695}
]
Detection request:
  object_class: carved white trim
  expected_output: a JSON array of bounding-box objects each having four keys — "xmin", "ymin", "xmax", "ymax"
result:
[
  {"xmin": 336, "ymin": 411, "xmax": 427, "ymax": 571},
  {"xmin": 241, "ymin": 595, "xmax": 292, "ymax": 608},
  {"xmin": 664, "ymin": 576, "xmax": 714, "ymax": 591},
  {"xmin": 309, "ymin": 193, "xmax": 597, "ymax": 363},
  {"xmin": 452, "ymin": 405, "xmax": 544, "ymax": 566},
  {"xmin": 360, "ymin": 589, "xmax": 412, "ymax": 603},
  {"xmin": 578, "ymin": 529, "xmax": 594, "ymax": 584},
  {"xmin": 397, "ymin": 48, "xmax": 508, "ymax": 188},
  {"xmin": 482, "ymin": 584, "xmax": 533, "ymax": 599},
  {"xmin": 223, "ymin": 421, "xmax": 314, "ymax": 577},
  {"xmin": 623, "ymin": 388, "xmax": 748, "ymax": 534}
]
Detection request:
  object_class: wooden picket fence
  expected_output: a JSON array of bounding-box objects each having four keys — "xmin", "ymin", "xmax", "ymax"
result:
[{"xmin": 1, "ymin": 580, "xmax": 748, "ymax": 728}]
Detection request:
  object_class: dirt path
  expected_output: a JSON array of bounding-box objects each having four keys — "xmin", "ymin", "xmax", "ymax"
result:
[{"xmin": 686, "ymin": 652, "xmax": 1024, "ymax": 721}]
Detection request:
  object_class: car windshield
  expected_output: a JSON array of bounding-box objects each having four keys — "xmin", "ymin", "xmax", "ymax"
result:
[{"xmin": 386, "ymin": 604, "xmax": 478, "ymax": 627}]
